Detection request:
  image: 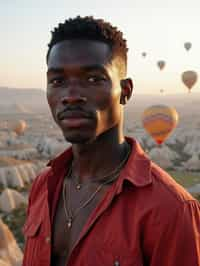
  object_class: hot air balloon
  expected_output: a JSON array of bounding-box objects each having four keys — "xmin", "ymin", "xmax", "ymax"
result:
[
  {"xmin": 142, "ymin": 105, "xmax": 179, "ymax": 145},
  {"xmin": 142, "ymin": 52, "xmax": 147, "ymax": 58},
  {"xmin": 181, "ymin": 70, "xmax": 198, "ymax": 93},
  {"xmin": 12, "ymin": 120, "xmax": 27, "ymax": 136},
  {"xmin": 184, "ymin": 42, "xmax": 192, "ymax": 51},
  {"xmin": 157, "ymin": 60, "xmax": 166, "ymax": 71},
  {"xmin": 160, "ymin": 89, "xmax": 164, "ymax": 94}
]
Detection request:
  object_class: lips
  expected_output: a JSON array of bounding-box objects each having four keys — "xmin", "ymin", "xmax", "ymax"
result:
[
  {"xmin": 57, "ymin": 109, "xmax": 94, "ymax": 128},
  {"xmin": 60, "ymin": 117, "xmax": 92, "ymax": 128},
  {"xmin": 58, "ymin": 110, "xmax": 92, "ymax": 121}
]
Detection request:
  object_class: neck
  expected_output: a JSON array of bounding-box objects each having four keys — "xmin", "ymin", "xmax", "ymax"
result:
[{"xmin": 71, "ymin": 126, "xmax": 129, "ymax": 183}]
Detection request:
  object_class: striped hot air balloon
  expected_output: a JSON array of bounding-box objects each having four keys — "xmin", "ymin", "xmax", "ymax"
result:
[{"xmin": 142, "ymin": 105, "xmax": 179, "ymax": 145}]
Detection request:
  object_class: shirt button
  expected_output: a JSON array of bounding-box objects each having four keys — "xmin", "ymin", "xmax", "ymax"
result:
[
  {"xmin": 45, "ymin": 236, "xmax": 51, "ymax": 244},
  {"xmin": 114, "ymin": 261, "xmax": 120, "ymax": 266}
]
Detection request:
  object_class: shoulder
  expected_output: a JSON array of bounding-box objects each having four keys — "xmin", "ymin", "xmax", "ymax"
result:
[
  {"xmin": 140, "ymin": 160, "xmax": 200, "ymax": 225},
  {"xmin": 137, "ymin": 161, "xmax": 200, "ymax": 236},
  {"xmin": 124, "ymin": 137, "xmax": 197, "ymax": 209},
  {"xmin": 140, "ymin": 162, "xmax": 200, "ymax": 263},
  {"xmin": 150, "ymin": 161, "xmax": 196, "ymax": 204}
]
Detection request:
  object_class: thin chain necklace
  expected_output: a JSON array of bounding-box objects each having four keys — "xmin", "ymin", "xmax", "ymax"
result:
[
  {"xmin": 62, "ymin": 144, "xmax": 131, "ymax": 229},
  {"xmin": 71, "ymin": 144, "xmax": 131, "ymax": 191}
]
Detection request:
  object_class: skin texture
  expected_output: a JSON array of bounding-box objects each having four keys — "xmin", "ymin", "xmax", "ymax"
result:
[{"xmin": 46, "ymin": 39, "xmax": 133, "ymax": 265}]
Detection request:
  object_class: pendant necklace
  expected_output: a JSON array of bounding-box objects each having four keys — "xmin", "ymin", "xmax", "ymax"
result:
[
  {"xmin": 63, "ymin": 169, "xmax": 122, "ymax": 229},
  {"xmin": 62, "ymin": 143, "xmax": 131, "ymax": 229}
]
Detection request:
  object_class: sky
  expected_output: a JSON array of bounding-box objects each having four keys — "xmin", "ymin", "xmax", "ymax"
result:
[{"xmin": 0, "ymin": 0, "xmax": 200, "ymax": 94}]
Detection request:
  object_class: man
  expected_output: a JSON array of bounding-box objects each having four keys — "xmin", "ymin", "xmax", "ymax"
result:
[{"xmin": 22, "ymin": 16, "xmax": 200, "ymax": 266}]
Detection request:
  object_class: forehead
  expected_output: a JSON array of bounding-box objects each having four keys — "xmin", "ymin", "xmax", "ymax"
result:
[{"xmin": 47, "ymin": 39, "xmax": 112, "ymax": 69}]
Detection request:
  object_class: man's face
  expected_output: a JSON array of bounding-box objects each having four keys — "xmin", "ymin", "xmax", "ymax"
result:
[{"xmin": 46, "ymin": 39, "xmax": 124, "ymax": 144}]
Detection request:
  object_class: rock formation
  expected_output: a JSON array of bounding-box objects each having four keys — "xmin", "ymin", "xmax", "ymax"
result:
[
  {"xmin": 0, "ymin": 219, "xmax": 23, "ymax": 266},
  {"xmin": 0, "ymin": 189, "xmax": 27, "ymax": 213}
]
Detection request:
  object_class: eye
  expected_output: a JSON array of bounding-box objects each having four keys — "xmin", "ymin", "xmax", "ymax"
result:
[
  {"xmin": 87, "ymin": 75, "xmax": 106, "ymax": 83},
  {"xmin": 48, "ymin": 77, "xmax": 65, "ymax": 86}
]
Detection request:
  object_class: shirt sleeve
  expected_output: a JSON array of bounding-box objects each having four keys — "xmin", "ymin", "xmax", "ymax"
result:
[{"xmin": 143, "ymin": 199, "xmax": 200, "ymax": 266}]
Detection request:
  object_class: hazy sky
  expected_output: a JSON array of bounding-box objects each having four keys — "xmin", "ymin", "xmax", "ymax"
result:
[{"xmin": 1, "ymin": 0, "xmax": 200, "ymax": 94}]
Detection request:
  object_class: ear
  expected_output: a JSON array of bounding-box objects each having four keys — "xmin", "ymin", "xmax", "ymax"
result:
[{"xmin": 120, "ymin": 78, "xmax": 134, "ymax": 105}]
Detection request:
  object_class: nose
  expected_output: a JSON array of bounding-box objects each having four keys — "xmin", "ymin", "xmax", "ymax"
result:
[
  {"xmin": 60, "ymin": 78, "xmax": 87, "ymax": 105},
  {"xmin": 61, "ymin": 95, "xmax": 87, "ymax": 105}
]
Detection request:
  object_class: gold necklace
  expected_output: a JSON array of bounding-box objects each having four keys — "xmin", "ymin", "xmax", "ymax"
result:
[
  {"xmin": 71, "ymin": 143, "xmax": 131, "ymax": 191},
  {"xmin": 63, "ymin": 170, "xmax": 121, "ymax": 229},
  {"xmin": 62, "ymin": 144, "xmax": 131, "ymax": 229}
]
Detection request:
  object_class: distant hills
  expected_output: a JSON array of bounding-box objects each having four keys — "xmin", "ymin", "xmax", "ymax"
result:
[{"xmin": 0, "ymin": 87, "xmax": 48, "ymax": 113}]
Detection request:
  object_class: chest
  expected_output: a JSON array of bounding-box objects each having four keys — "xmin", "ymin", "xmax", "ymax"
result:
[
  {"xmin": 23, "ymin": 182, "xmax": 146, "ymax": 266},
  {"xmin": 51, "ymin": 184, "xmax": 108, "ymax": 265}
]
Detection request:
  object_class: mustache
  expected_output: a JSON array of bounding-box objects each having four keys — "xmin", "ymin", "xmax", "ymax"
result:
[{"xmin": 56, "ymin": 106, "xmax": 94, "ymax": 120}]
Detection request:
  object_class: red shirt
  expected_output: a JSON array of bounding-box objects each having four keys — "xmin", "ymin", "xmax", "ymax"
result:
[{"xmin": 22, "ymin": 137, "xmax": 200, "ymax": 266}]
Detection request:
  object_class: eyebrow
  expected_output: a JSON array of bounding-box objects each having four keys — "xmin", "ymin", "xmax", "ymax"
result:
[
  {"xmin": 47, "ymin": 68, "xmax": 64, "ymax": 75},
  {"xmin": 81, "ymin": 65, "xmax": 108, "ymax": 73},
  {"xmin": 47, "ymin": 64, "xmax": 108, "ymax": 75}
]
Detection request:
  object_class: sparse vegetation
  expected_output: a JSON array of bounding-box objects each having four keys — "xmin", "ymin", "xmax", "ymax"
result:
[
  {"xmin": 169, "ymin": 170, "xmax": 200, "ymax": 188},
  {"xmin": 1, "ymin": 203, "xmax": 27, "ymax": 249}
]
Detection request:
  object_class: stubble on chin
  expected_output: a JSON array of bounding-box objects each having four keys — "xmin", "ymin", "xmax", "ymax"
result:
[{"xmin": 63, "ymin": 132, "xmax": 95, "ymax": 145}]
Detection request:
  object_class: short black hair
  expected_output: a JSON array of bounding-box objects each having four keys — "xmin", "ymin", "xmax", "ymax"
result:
[{"xmin": 46, "ymin": 16, "xmax": 128, "ymax": 75}]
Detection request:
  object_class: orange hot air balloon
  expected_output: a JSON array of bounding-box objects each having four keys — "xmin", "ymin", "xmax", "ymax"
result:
[
  {"xmin": 157, "ymin": 60, "xmax": 166, "ymax": 70},
  {"xmin": 142, "ymin": 105, "xmax": 179, "ymax": 145},
  {"xmin": 184, "ymin": 42, "xmax": 192, "ymax": 51},
  {"xmin": 181, "ymin": 70, "xmax": 198, "ymax": 92},
  {"xmin": 12, "ymin": 120, "xmax": 27, "ymax": 136},
  {"xmin": 142, "ymin": 52, "xmax": 147, "ymax": 58}
]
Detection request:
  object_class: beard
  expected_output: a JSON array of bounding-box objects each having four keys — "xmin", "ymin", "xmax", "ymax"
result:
[{"xmin": 62, "ymin": 130, "xmax": 96, "ymax": 145}]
